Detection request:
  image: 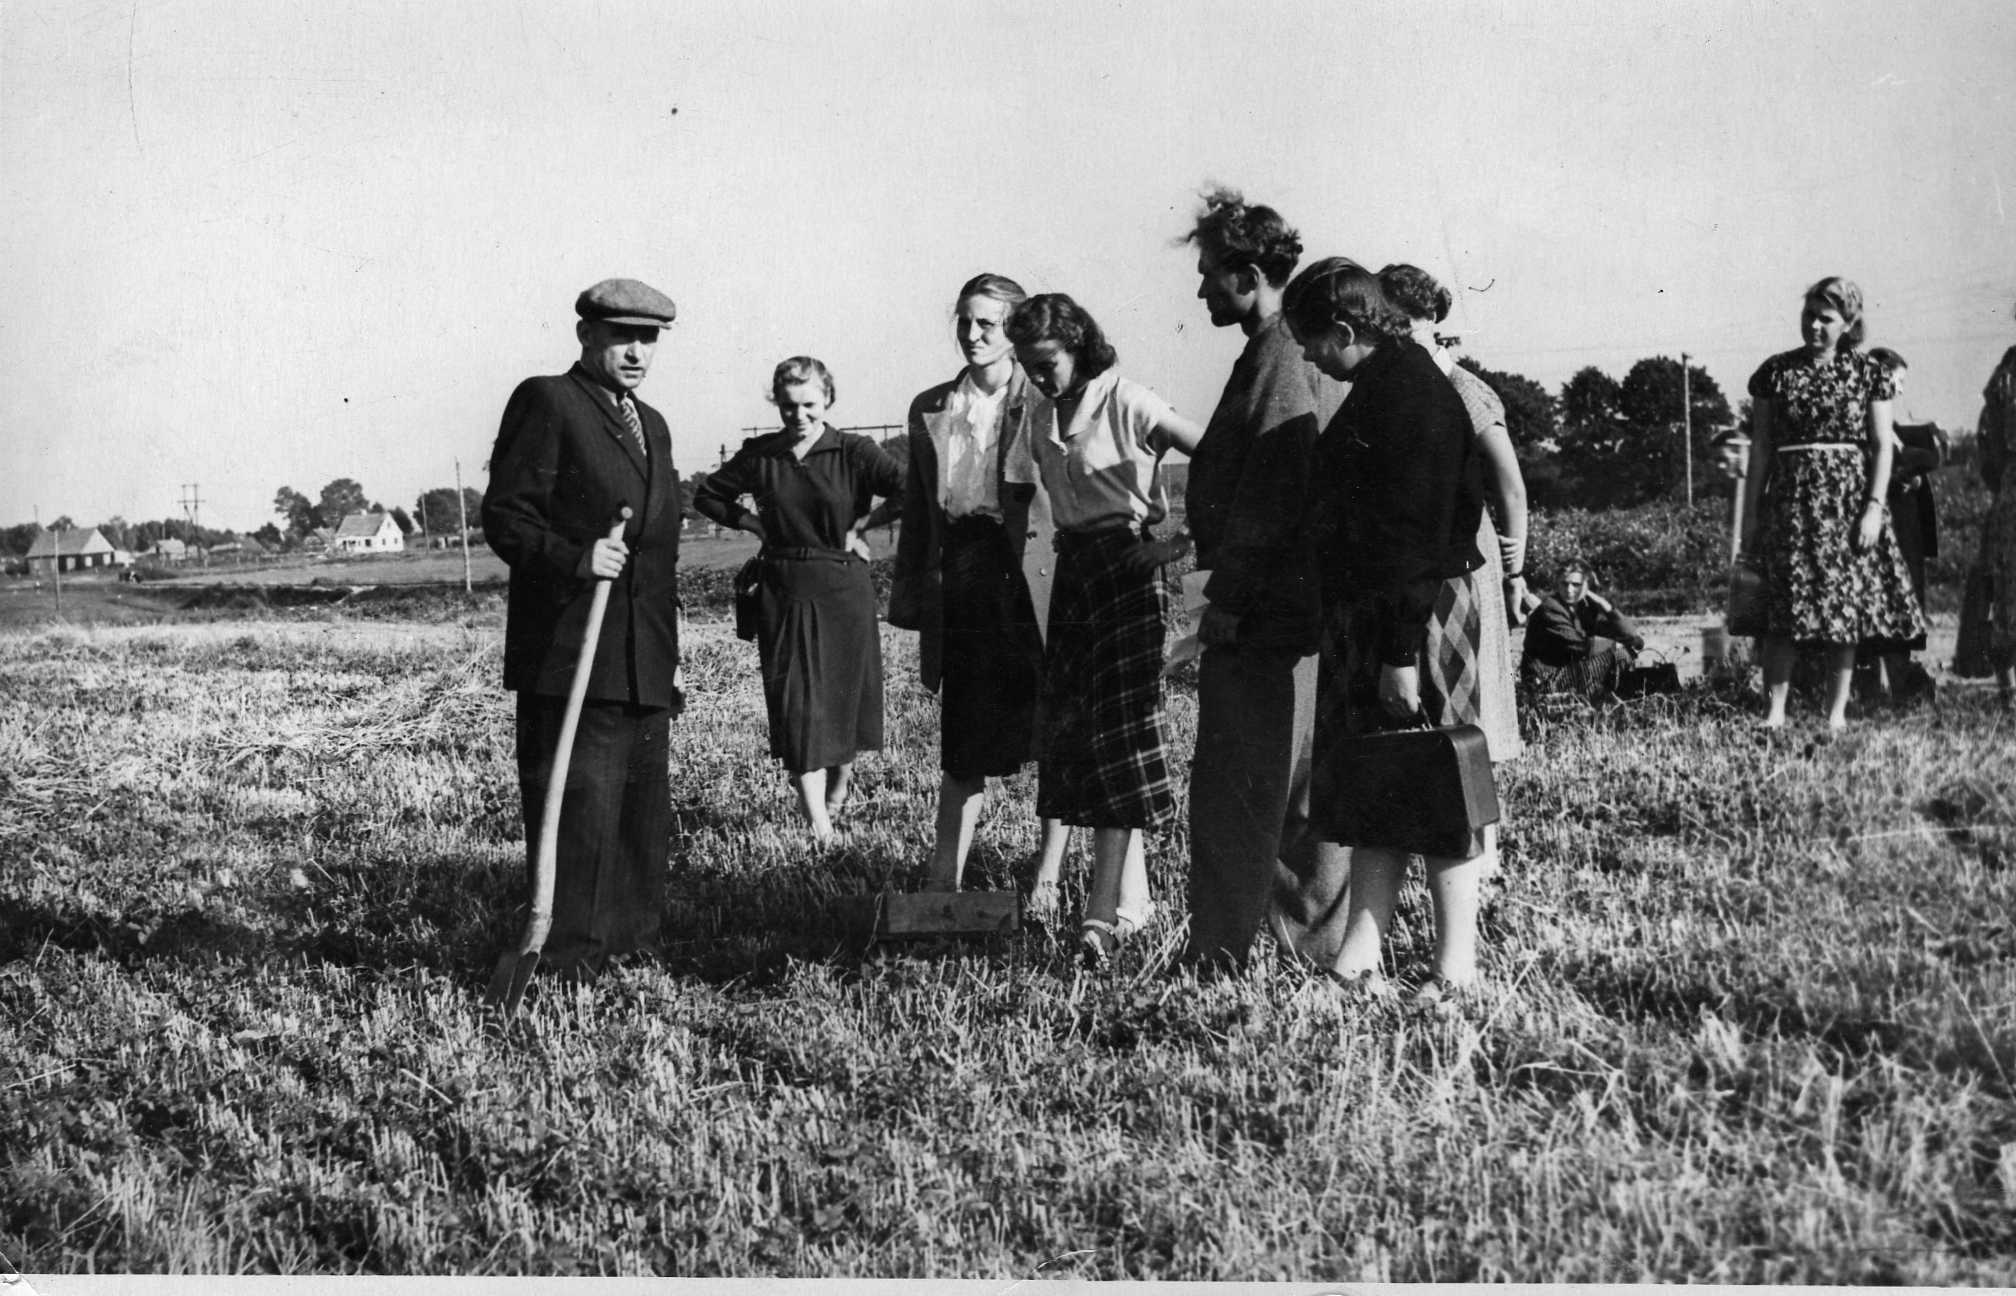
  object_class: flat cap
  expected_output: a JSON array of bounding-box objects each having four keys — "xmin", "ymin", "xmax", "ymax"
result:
[{"xmin": 575, "ymin": 278, "xmax": 678, "ymax": 327}]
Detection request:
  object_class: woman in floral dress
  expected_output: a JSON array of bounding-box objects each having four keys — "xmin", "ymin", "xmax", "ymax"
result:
[{"xmin": 1740, "ymin": 277, "xmax": 1924, "ymax": 730}]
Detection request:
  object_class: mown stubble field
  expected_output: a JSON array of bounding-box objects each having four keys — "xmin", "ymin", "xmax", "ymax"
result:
[{"xmin": 2, "ymin": 604, "xmax": 2013, "ymax": 1280}]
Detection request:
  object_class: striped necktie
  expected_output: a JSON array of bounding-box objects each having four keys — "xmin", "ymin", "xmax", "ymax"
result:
[{"xmin": 617, "ymin": 394, "xmax": 647, "ymax": 459}]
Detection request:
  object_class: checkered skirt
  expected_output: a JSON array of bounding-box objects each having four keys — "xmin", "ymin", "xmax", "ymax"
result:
[{"xmin": 1035, "ymin": 530, "xmax": 1176, "ymax": 829}]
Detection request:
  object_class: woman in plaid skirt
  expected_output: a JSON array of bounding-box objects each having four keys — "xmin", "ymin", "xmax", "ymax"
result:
[
  {"xmin": 1285, "ymin": 259, "xmax": 1493, "ymax": 1005},
  {"xmin": 1005, "ymin": 294, "xmax": 1204, "ymax": 966}
]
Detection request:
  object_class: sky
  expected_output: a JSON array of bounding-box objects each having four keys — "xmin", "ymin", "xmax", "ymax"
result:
[{"xmin": 4, "ymin": 0, "xmax": 2014, "ymax": 534}]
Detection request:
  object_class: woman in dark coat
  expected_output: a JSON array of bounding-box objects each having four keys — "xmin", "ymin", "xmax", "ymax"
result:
[
  {"xmin": 1284, "ymin": 258, "xmax": 1492, "ymax": 1004},
  {"xmin": 888, "ymin": 273, "xmax": 1067, "ymax": 890},
  {"xmin": 694, "ymin": 357, "xmax": 904, "ymax": 839}
]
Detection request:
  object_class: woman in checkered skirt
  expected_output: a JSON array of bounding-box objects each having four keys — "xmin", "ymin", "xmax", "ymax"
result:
[
  {"xmin": 1004, "ymin": 294, "xmax": 1204, "ymax": 966},
  {"xmin": 1285, "ymin": 259, "xmax": 1493, "ymax": 1005}
]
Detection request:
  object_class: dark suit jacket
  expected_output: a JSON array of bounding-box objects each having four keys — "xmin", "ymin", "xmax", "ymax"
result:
[
  {"xmin": 888, "ymin": 367, "xmax": 1049, "ymax": 692},
  {"xmin": 483, "ymin": 363, "xmax": 683, "ymax": 708}
]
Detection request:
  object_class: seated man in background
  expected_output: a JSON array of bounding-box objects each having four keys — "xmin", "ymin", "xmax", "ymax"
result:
[{"xmin": 1520, "ymin": 564, "xmax": 1645, "ymax": 700}]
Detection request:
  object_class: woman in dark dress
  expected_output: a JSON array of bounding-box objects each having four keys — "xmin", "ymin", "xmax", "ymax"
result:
[
  {"xmin": 694, "ymin": 357, "xmax": 904, "ymax": 839},
  {"xmin": 889, "ymin": 273, "xmax": 1068, "ymax": 890},
  {"xmin": 1284, "ymin": 258, "xmax": 1492, "ymax": 1004},
  {"xmin": 1739, "ymin": 278, "xmax": 1923, "ymax": 731}
]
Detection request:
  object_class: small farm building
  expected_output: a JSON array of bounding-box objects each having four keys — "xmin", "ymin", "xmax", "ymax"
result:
[
  {"xmin": 333, "ymin": 512, "xmax": 404, "ymax": 554},
  {"xmin": 26, "ymin": 527, "xmax": 118, "ymax": 576}
]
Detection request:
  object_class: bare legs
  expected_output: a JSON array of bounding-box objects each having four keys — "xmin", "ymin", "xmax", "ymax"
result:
[
  {"xmin": 1760, "ymin": 637, "xmax": 1856, "ymax": 730},
  {"xmin": 1028, "ymin": 824, "xmax": 1150, "ymax": 932},
  {"xmin": 925, "ymin": 774, "xmax": 1074, "ymax": 900},
  {"xmin": 1333, "ymin": 845, "xmax": 1484, "ymax": 989},
  {"xmin": 925, "ymin": 773, "xmax": 987, "ymax": 890},
  {"xmin": 792, "ymin": 762, "xmax": 852, "ymax": 842}
]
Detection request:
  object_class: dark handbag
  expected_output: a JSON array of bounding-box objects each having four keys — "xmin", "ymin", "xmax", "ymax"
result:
[
  {"xmin": 1617, "ymin": 650, "xmax": 1681, "ymax": 698},
  {"xmin": 1726, "ymin": 561, "xmax": 1767, "ymax": 638},
  {"xmin": 1314, "ymin": 720, "xmax": 1500, "ymax": 859},
  {"xmin": 733, "ymin": 555, "xmax": 762, "ymax": 642}
]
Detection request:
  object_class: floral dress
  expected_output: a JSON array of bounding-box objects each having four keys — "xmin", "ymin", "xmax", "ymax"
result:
[{"xmin": 1748, "ymin": 348, "xmax": 1925, "ymax": 645}]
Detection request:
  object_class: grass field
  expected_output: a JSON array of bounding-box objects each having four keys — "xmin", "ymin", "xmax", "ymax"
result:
[{"xmin": 3, "ymin": 601, "xmax": 2014, "ymax": 1280}]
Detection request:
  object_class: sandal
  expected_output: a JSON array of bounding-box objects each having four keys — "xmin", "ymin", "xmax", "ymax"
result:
[
  {"xmin": 1078, "ymin": 918, "xmax": 1121, "ymax": 969},
  {"xmin": 1411, "ymin": 975, "xmax": 1479, "ymax": 1014},
  {"xmin": 1114, "ymin": 899, "xmax": 1156, "ymax": 939},
  {"xmin": 1325, "ymin": 967, "xmax": 1395, "ymax": 1002}
]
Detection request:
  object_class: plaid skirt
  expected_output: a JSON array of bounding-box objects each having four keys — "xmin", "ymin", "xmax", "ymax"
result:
[
  {"xmin": 1468, "ymin": 513, "xmax": 1523, "ymax": 762},
  {"xmin": 1035, "ymin": 528, "xmax": 1176, "ymax": 829},
  {"xmin": 1519, "ymin": 641, "xmax": 1635, "ymax": 701}
]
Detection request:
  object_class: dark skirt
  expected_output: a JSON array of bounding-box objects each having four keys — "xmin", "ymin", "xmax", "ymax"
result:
[
  {"xmin": 1035, "ymin": 528, "xmax": 1176, "ymax": 830},
  {"xmin": 755, "ymin": 552, "xmax": 882, "ymax": 774},
  {"xmin": 940, "ymin": 517, "xmax": 1043, "ymax": 779}
]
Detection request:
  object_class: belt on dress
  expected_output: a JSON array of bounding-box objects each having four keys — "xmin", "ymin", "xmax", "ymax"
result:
[
  {"xmin": 763, "ymin": 545, "xmax": 858, "ymax": 563},
  {"xmin": 1055, "ymin": 521, "xmax": 1151, "ymax": 551},
  {"xmin": 1776, "ymin": 443, "xmax": 1861, "ymax": 453}
]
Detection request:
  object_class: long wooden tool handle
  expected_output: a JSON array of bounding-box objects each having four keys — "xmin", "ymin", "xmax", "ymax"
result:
[{"xmin": 519, "ymin": 508, "xmax": 631, "ymax": 956}]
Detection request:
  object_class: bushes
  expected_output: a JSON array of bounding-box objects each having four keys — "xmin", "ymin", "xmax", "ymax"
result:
[
  {"xmin": 1527, "ymin": 500, "xmax": 1733, "ymax": 610},
  {"xmin": 1527, "ymin": 464, "xmax": 1990, "ymax": 614}
]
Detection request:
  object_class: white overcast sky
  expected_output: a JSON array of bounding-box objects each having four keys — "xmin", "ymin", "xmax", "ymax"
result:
[{"xmin": 4, "ymin": 0, "xmax": 2013, "ymax": 532}]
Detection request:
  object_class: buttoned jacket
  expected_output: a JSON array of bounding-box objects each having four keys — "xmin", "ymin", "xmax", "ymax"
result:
[
  {"xmin": 483, "ymin": 363, "xmax": 683, "ymax": 707},
  {"xmin": 889, "ymin": 366, "xmax": 1049, "ymax": 691}
]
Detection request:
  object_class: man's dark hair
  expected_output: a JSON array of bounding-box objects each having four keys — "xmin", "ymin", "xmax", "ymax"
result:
[{"xmin": 1184, "ymin": 185, "xmax": 1303, "ymax": 288}]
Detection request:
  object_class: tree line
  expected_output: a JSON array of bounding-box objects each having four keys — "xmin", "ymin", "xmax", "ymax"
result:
[
  {"xmin": 1454, "ymin": 353, "xmax": 1739, "ymax": 510},
  {"xmin": 0, "ymin": 358, "xmax": 1789, "ymax": 564},
  {"xmin": 269, "ymin": 479, "xmax": 485, "ymax": 549}
]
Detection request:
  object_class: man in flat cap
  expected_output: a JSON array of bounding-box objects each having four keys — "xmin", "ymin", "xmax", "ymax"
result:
[{"xmin": 483, "ymin": 278, "xmax": 684, "ymax": 976}]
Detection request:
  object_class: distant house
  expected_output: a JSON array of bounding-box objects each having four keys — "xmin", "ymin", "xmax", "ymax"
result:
[
  {"xmin": 150, "ymin": 537, "xmax": 189, "ymax": 564},
  {"xmin": 26, "ymin": 527, "xmax": 117, "ymax": 576},
  {"xmin": 300, "ymin": 526, "xmax": 335, "ymax": 552},
  {"xmin": 210, "ymin": 535, "xmax": 268, "ymax": 562},
  {"xmin": 332, "ymin": 511, "xmax": 404, "ymax": 555}
]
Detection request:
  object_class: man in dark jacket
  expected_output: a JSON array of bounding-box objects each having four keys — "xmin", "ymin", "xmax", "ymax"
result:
[
  {"xmin": 1519, "ymin": 565, "xmax": 1642, "ymax": 699},
  {"xmin": 1175, "ymin": 188, "xmax": 1347, "ymax": 969},
  {"xmin": 482, "ymin": 278, "xmax": 683, "ymax": 974}
]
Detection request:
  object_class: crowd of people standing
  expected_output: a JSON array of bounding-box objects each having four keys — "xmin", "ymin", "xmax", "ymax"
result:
[{"xmin": 480, "ymin": 194, "xmax": 2016, "ymax": 999}]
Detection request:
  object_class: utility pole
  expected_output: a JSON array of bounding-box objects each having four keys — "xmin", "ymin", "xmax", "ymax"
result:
[
  {"xmin": 417, "ymin": 493, "xmax": 429, "ymax": 550},
  {"xmin": 1681, "ymin": 354, "xmax": 1694, "ymax": 508},
  {"xmin": 453, "ymin": 458, "xmax": 472, "ymax": 595},
  {"xmin": 180, "ymin": 483, "xmax": 205, "ymax": 565},
  {"xmin": 37, "ymin": 506, "xmax": 61, "ymax": 617}
]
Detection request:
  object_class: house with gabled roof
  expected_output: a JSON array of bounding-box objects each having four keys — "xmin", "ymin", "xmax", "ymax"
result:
[
  {"xmin": 26, "ymin": 527, "xmax": 116, "ymax": 576},
  {"xmin": 332, "ymin": 511, "xmax": 404, "ymax": 555}
]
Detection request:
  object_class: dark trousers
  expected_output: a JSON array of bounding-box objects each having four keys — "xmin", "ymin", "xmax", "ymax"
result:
[
  {"xmin": 1184, "ymin": 644, "xmax": 1342, "ymax": 967},
  {"xmin": 514, "ymin": 693, "xmax": 671, "ymax": 968}
]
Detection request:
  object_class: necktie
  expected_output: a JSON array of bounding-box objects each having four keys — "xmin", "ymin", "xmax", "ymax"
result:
[{"xmin": 617, "ymin": 395, "xmax": 647, "ymax": 459}]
